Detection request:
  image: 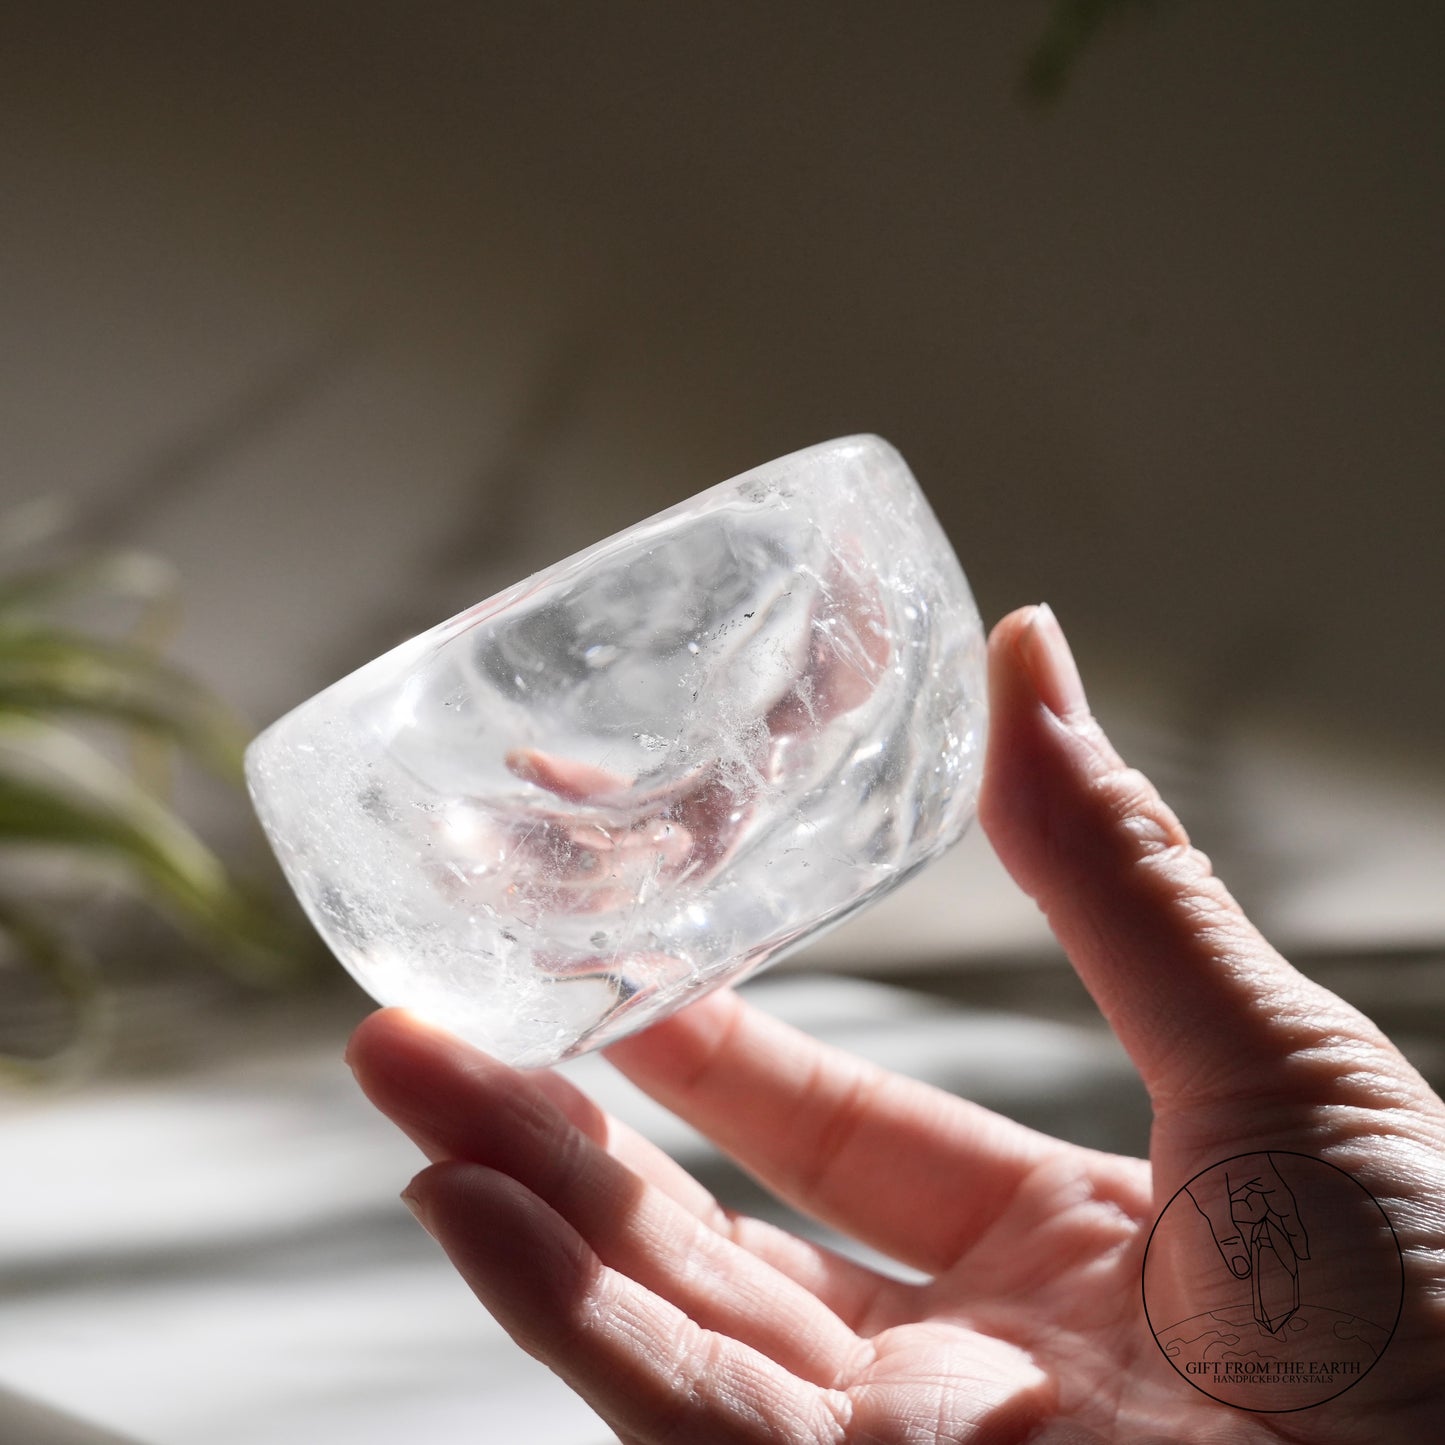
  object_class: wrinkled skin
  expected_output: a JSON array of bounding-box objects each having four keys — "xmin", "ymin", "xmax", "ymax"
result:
[{"xmin": 348, "ymin": 606, "xmax": 1445, "ymax": 1443}]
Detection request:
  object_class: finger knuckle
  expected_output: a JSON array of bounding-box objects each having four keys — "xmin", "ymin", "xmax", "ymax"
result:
[{"xmin": 1087, "ymin": 761, "xmax": 1191, "ymax": 858}]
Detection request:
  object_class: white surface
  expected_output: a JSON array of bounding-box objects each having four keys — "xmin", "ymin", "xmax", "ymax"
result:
[{"xmin": 0, "ymin": 975, "xmax": 1136, "ymax": 1445}]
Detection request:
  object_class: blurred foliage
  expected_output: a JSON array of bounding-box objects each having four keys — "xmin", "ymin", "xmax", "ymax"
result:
[
  {"xmin": 1023, "ymin": 0, "xmax": 1164, "ymax": 102},
  {"xmin": 0, "ymin": 509, "xmax": 307, "ymax": 1081}
]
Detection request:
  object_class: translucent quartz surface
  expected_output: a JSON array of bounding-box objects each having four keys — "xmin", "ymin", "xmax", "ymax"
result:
[{"xmin": 246, "ymin": 436, "xmax": 986, "ymax": 1065}]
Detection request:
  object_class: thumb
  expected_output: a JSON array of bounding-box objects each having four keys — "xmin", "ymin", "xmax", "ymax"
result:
[
  {"xmin": 977, "ymin": 605, "xmax": 1376, "ymax": 1118},
  {"xmin": 1184, "ymin": 1179, "xmax": 1253, "ymax": 1279}
]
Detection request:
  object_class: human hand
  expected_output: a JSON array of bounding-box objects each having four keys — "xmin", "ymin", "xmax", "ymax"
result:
[
  {"xmin": 347, "ymin": 605, "xmax": 1445, "ymax": 1442},
  {"xmin": 1185, "ymin": 1153, "xmax": 1309, "ymax": 1285}
]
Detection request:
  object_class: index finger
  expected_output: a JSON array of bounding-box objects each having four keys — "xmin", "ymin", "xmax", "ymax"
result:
[{"xmin": 606, "ymin": 986, "xmax": 1083, "ymax": 1275}]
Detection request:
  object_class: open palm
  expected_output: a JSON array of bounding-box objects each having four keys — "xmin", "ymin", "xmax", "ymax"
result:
[{"xmin": 348, "ymin": 607, "xmax": 1445, "ymax": 1442}]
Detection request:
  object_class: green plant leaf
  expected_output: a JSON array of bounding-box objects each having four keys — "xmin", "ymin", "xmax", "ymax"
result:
[
  {"xmin": 0, "ymin": 525, "xmax": 312, "ymax": 1080},
  {"xmin": 0, "ymin": 897, "xmax": 106, "ymax": 1083},
  {"xmin": 0, "ymin": 549, "xmax": 179, "ymax": 617},
  {"xmin": 1022, "ymin": 0, "xmax": 1162, "ymax": 103},
  {"xmin": 0, "ymin": 625, "xmax": 247, "ymax": 779},
  {"xmin": 0, "ymin": 720, "xmax": 303, "ymax": 980}
]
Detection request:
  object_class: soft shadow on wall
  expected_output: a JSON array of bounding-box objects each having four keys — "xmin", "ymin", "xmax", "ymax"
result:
[{"xmin": 1, "ymin": 1, "xmax": 1443, "ymax": 1064}]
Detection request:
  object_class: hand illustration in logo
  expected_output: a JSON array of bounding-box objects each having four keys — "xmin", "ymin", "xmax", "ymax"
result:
[{"xmin": 1186, "ymin": 1153, "xmax": 1311, "ymax": 1333}]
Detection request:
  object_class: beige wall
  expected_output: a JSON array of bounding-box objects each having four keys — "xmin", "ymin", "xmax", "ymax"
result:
[{"xmin": 2, "ymin": 1, "xmax": 1442, "ymax": 948}]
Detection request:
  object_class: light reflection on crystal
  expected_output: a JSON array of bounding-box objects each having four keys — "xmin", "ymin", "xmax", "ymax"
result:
[{"xmin": 247, "ymin": 436, "xmax": 986, "ymax": 1066}]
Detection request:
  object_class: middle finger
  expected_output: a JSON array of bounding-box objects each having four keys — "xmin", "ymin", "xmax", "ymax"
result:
[{"xmin": 348, "ymin": 1008, "xmax": 875, "ymax": 1382}]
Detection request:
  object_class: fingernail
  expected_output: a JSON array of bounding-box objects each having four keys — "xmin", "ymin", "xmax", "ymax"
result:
[
  {"xmin": 1230, "ymin": 1254, "xmax": 1251, "ymax": 1278},
  {"xmin": 401, "ymin": 1186, "xmax": 431, "ymax": 1232},
  {"xmin": 1023, "ymin": 603, "xmax": 1088, "ymax": 719}
]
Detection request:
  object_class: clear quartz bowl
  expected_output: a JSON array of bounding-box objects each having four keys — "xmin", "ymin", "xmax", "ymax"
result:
[{"xmin": 246, "ymin": 436, "xmax": 987, "ymax": 1065}]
